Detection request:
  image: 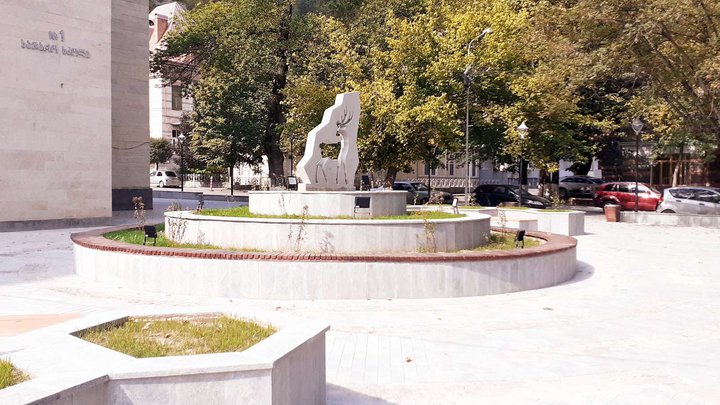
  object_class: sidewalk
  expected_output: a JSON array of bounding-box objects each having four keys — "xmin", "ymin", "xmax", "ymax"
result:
[{"xmin": 2, "ymin": 203, "xmax": 720, "ymax": 403}]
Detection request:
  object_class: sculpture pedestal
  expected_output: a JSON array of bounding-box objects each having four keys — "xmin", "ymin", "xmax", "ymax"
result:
[
  {"xmin": 297, "ymin": 183, "xmax": 355, "ymax": 192},
  {"xmin": 248, "ymin": 191, "xmax": 407, "ymax": 218}
]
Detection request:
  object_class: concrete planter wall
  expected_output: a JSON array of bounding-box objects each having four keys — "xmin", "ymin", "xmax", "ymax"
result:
[
  {"xmin": 249, "ymin": 190, "xmax": 407, "ymax": 218},
  {"xmin": 497, "ymin": 208, "xmax": 585, "ymax": 236},
  {"xmin": 620, "ymin": 211, "xmax": 720, "ymax": 228},
  {"xmin": 0, "ymin": 310, "xmax": 329, "ymax": 405},
  {"xmin": 533, "ymin": 210, "xmax": 585, "ymax": 236},
  {"xmin": 72, "ymin": 226, "xmax": 578, "ymax": 300},
  {"xmin": 164, "ymin": 211, "xmax": 491, "ymax": 254}
]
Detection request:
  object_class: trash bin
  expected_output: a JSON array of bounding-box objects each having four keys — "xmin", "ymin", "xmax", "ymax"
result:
[{"xmin": 604, "ymin": 204, "xmax": 620, "ymax": 222}]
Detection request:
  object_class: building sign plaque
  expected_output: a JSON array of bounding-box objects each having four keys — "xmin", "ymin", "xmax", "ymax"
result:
[{"xmin": 20, "ymin": 30, "xmax": 91, "ymax": 59}]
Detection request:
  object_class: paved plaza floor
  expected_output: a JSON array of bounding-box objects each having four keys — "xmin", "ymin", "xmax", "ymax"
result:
[{"xmin": 1, "ymin": 199, "xmax": 719, "ymax": 404}]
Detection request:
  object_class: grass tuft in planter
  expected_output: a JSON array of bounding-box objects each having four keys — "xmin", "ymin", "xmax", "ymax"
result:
[
  {"xmin": 79, "ymin": 316, "xmax": 276, "ymax": 358},
  {"xmin": 0, "ymin": 359, "xmax": 29, "ymax": 389}
]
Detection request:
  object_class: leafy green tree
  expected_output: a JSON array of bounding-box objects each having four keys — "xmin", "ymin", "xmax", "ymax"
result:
[
  {"xmin": 150, "ymin": 138, "xmax": 173, "ymax": 170},
  {"xmin": 151, "ymin": 0, "xmax": 294, "ymax": 184},
  {"xmin": 285, "ymin": 0, "xmax": 462, "ymax": 184},
  {"xmin": 547, "ymin": 0, "xmax": 720, "ymax": 158}
]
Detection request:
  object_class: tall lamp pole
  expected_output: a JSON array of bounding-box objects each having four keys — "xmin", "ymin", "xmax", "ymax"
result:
[
  {"xmin": 289, "ymin": 134, "xmax": 294, "ymax": 177},
  {"xmin": 178, "ymin": 133, "xmax": 186, "ymax": 193},
  {"xmin": 517, "ymin": 121, "xmax": 528, "ymax": 207},
  {"xmin": 631, "ymin": 118, "xmax": 644, "ymax": 212},
  {"xmin": 464, "ymin": 27, "xmax": 493, "ymax": 204}
]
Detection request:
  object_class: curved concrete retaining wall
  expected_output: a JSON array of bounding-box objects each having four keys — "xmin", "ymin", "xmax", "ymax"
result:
[
  {"xmin": 164, "ymin": 211, "xmax": 491, "ymax": 254},
  {"xmin": 73, "ymin": 227, "xmax": 577, "ymax": 300},
  {"xmin": 249, "ymin": 190, "xmax": 407, "ymax": 217},
  {"xmin": 0, "ymin": 310, "xmax": 328, "ymax": 405}
]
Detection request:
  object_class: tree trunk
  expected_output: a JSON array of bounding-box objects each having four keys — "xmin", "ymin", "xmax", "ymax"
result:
[
  {"xmin": 384, "ymin": 167, "xmax": 398, "ymax": 187},
  {"xmin": 229, "ymin": 166, "xmax": 234, "ymax": 196},
  {"xmin": 671, "ymin": 143, "xmax": 684, "ymax": 186},
  {"xmin": 539, "ymin": 170, "xmax": 549, "ymax": 198},
  {"xmin": 263, "ymin": 1, "xmax": 292, "ymax": 185}
]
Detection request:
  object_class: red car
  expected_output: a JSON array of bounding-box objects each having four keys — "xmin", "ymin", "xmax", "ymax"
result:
[{"xmin": 593, "ymin": 182, "xmax": 662, "ymax": 211}]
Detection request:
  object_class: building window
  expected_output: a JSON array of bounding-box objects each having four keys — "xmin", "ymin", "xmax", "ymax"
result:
[
  {"xmin": 424, "ymin": 164, "xmax": 437, "ymax": 176},
  {"xmin": 471, "ymin": 160, "xmax": 476, "ymax": 177},
  {"xmin": 171, "ymin": 86, "xmax": 183, "ymax": 110},
  {"xmin": 448, "ymin": 161, "xmax": 455, "ymax": 176}
]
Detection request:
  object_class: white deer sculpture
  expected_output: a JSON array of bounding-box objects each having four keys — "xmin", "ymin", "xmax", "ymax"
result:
[{"xmin": 297, "ymin": 92, "xmax": 360, "ymax": 191}]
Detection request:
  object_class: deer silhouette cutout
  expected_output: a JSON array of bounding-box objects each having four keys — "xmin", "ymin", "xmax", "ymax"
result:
[{"xmin": 297, "ymin": 92, "xmax": 360, "ymax": 190}]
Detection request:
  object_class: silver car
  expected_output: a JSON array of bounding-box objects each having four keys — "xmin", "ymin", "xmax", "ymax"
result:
[
  {"xmin": 150, "ymin": 170, "xmax": 181, "ymax": 188},
  {"xmin": 657, "ymin": 187, "xmax": 720, "ymax": 215},
  {"xmin": 558, "ymin": 175, "xmax": 604, "ymax": 199}
]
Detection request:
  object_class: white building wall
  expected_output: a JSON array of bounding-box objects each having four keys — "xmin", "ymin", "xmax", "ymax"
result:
[
  {"xmin": 111, "ymin": 0, "xmax": 151, "ymax": 203},
  {"xmin": 0, "ymin": 0, "xmax": 112, "ymax": 223},
  {"xmin": 149, "ymin": 77, "xmax": 164, "ymax": 139}
]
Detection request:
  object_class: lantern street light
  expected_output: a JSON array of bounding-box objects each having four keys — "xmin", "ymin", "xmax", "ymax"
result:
[
  {"xmin": 517, "ymin": 121, "xmax": 529, "ymax": 207},
  {"xmin": 631, "ymin": 118, "xmax": 644, "ymax": 212},
  {"xmin": 463, "ymin": 27, "xmax": 493, "ymax": 204},
  {"xmin": 178, "ymin": 133, "xmax": 186, "ymax": 193}
]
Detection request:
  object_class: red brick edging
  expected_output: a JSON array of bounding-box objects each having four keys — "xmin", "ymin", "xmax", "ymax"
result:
[{"xmin": 71, "ymin": 226, "xmax": 576, "ymax": 263}]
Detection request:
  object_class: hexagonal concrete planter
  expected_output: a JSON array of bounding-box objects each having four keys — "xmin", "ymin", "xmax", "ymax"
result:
[{"xmin": 0, "ymin": 309, "xmax": 329, "ymax": 405}]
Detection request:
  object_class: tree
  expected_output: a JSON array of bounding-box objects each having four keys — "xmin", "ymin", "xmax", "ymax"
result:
[
  {"xmin": 150, "ymin": 138, "xmax": 173, "ymax": 170},
  {"xmin": 285, "ymin": 0, "xmax": 463, "ymax": 184},
  {"xmin": 151, "ymin": 0, "xmax": 294, "ymax": 184},
  {"xmin": 547, "ymin": 0, "xmax": 720, "ymax": 153}
]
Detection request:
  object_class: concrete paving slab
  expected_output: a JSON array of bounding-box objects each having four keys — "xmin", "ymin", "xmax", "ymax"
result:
[{"xmin": 1, "ymin": 203, "xmax": 719, "ymax": 404}]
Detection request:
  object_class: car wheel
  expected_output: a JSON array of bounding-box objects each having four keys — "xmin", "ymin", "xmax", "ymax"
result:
[
  {"xmin": 158, "ymin": 181, "xmax": 164, "ymax": 188},
  {"xmin": 419, "ymin": 198, "xmax": 428, "ymax": 205},
  {"xmin": 558, "ymin": 188, "xmax": 568, "ymax": 199},
  {"xmin": 661, "ymin": 209, "xmax": 675, "ymax": 214}
]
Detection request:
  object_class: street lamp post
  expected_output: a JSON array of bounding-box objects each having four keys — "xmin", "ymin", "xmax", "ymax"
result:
[
  {"xmin": 178, "ymin": 133, "xmax": 186, "ymax": 193},
  {"xmin": 517, "ymin": 121, "xmax": 528, "ymax": 207},
  {"xmin": 289, "ymin": 134, "xmax": 294, "ymax": 177},
  {"xmin": 464, "ymin": 27, "xmax": 493, "ymax": 204},
  {"xmin": 631, "ymin": 118, "xmax": 644, "ymax": 212}
]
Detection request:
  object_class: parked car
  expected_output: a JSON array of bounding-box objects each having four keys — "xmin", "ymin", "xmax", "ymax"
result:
[
  {"xmin": 656, "ymin": 186, "xmax": 720, "ymax": 215},
  {"xmin": 593, "ymin": 182, "xmax": 661, "ymax": 211},
  {"xmin": 391, "ymin": 181, "xmax": 454, "ymax": 204},
  {"xmin": 559, "ymin": 175, "xmax": 604, "ymax": 199},
  {"xmin": 150, "ymin": 170, "xmax": 181, "ymax": 188},
  {"xmin": 472, "ymin": 184, "xmax": 551, "ymax": 209}
]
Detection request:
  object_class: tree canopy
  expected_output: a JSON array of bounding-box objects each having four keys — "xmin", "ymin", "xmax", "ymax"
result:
[{"xmin": 150, "ymin": 0, "xmax": 720, "ymax": 186}]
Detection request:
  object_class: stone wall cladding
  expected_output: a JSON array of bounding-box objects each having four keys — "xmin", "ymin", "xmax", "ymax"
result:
[{"xmin": 0, "ymin": 0, "xmax": 112, "ymax": 222}]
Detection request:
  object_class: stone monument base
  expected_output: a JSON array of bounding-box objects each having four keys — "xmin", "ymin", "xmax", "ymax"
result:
[
  {"xmin": 297, "ymin": 183, "xmax": 355, "ymax": 192},
  {"xmin": 248, "ymin": 191, "xmax": 407, "ymax": 218}
]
